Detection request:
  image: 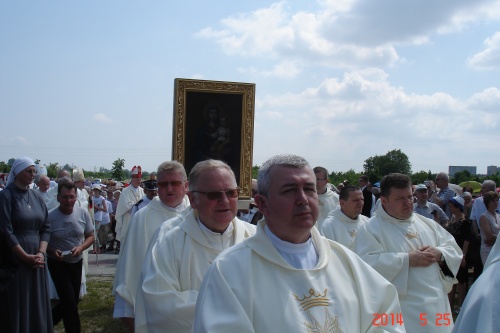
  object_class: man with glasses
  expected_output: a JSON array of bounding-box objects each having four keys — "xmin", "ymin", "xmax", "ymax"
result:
[
  {"xmin": 313, "ymin": 166, "xmax": 339, "ymax": 231},
  {"xmin": 135, "ymin": 159, "xmax": 256, "ymax": 333},
  {"xmin": 429, "ymin": 172, "xmax": 456, "ymax": 219},
  {"xmin": 194, "ymin": 155, "xmax": 403, "ymax": 332},
  {"xmin": 113, "ymin": 161, "xmax": 190, "ymax": 331}
]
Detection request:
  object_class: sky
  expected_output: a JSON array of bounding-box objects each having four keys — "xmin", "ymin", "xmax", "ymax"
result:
[{"xmin": 1, "ymin": 0, "xmax": 499, "ymax": 175}]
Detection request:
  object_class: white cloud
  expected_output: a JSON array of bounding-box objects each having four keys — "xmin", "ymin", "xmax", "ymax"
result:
[
  {"xmin": 468, "ymin": 31, "xmax": 500, "ymax": 69},
  {"xmin": 93, "ymin": 113, "xmax": 113, "ymax": 124},
  {"xmin": 253, "ymin": 68, "xmax": 498, "ymax": 172},
  {"xmin": 197, "ymin": 0, "xmax": 500, "ymax": 69}
]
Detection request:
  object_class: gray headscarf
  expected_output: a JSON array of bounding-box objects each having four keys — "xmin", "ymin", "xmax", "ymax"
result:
[{"xmin": 6, "ymin": 157, "xmax": 35, "ymax": 187}]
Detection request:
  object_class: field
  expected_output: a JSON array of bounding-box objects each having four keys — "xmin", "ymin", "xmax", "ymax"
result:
[{"xmin": 54, "ymin": 277, "xmax": 129, "ymax": 333}]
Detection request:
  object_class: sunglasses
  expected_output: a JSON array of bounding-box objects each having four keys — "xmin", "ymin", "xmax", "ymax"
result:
[
  {"xmin": 157, "ymin": 181, "xmax": 184, "ymax": 188},
  {"xmin": 192, "ymin": 189, "xmax": 239, "ymax": 200}
]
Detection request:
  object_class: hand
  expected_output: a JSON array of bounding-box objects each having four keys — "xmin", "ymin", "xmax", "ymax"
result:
[
  {"xmin": 409, "ymin": 249, "xmax": 436, "ymax": 267},
  {"xmin": 420, "ymin": 245, "xmax": 442, "ymax": 262},
  {"xmin": 31, "ymin": 253, "xmax": 45, "ymax": 268}
]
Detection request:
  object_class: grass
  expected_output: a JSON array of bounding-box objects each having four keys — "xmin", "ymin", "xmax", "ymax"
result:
[{"xmin": 54, "ymin": 276, "xmax": 129, "ymax": 333}]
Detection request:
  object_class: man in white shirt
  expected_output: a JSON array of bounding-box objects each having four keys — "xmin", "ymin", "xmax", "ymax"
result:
[
  {"xmin": 113, "ymin": 161, "xmax": 190, "ymax": 331},
  {"xmin": 135, "ymin": 159, "xmax": 256, "ymax": 333},
  {"xmin": 321, "ymin": 185, "xmax": 368, "ymax": 249},
  {"xmin": 313, "ymin": 166, "xmax": 339, "ymax": 230},
  {"xmin": 354, "ymin": 173, "xmax": 462, "ymax": 333},
  {"xmin": 194, "ymin": 154, "xmax": 404, "ymax": 333}
]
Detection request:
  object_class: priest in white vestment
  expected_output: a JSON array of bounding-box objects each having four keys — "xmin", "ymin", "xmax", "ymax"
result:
[
  {"xmin": 313, "ymin": 166, "xmax": 339, "ymax": 231},
  {"xmin": 354, "ymin": 173, "xmax": 462, "ymax": 333},
  {"xmin": 452, "ymin": 237, "xmax": 500, "ymax": 333},
  {"xmin": 115, "ymin": 165, "xmax": 144, "ymax": 243},
  {"xmin": 321, "ymin": 185, "xmax": 368, "ymax": 249},
  {"xmin": 112, "ymin": 161, "xmax": 190, "ymax": 331},
  {"xmin": 195, "ymin": 155, "xmax": 404, "ymax": 333},
  {"xmin": 135, "ymin": 160, "xmax": 256, "ymax": 333}
]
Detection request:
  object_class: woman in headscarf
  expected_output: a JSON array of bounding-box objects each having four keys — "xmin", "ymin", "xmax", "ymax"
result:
[{"xmin": 0, "ymin": 157, "xmax": 53, "ymax": 332}]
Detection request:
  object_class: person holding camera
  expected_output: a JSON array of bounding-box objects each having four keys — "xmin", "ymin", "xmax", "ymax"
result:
[{"xmin": 47, "ymin": 180, "xmax": 95, "ymax": 333}]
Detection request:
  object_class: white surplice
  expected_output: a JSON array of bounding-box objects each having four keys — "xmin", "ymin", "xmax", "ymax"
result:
[
  {"xmin": 194, "ymin": 220, "xmax": 404, "ymax": 333},
  {"xmin": 115, "ymin": 185, "xmax": 144, "ymax": 242},
  {"xmin": 321, "ymin": 207, "xmax": 369, "ymax": 250},
  {"xmin": 317, "ymin": 189, "xmax": 339, "ymax": 231},
  {"xmin": 452, "ymin": 239, "xmax": 500, "ymax": 333},
  {"xmin": 113, "ymin": 195, "xmax": 190, "ymax": 316},
  {"xmin": 353, "ymin": 204, "xmax": 462, "ymax": 333},
  {"xmin": 134, "ymin": 210, "xmax": 256, "ymax": 333}
]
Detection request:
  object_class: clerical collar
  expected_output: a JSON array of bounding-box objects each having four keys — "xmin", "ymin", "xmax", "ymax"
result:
[
  {"xmin": 265, "ymin": 225, "xmax": 318, "ymax": 269},
  {"xmin": 160, "ymin": 199, "xmax": 187, "ymax": 212},
  {"xmin": 197, "ymin": 218, "xmax": 235, "ymax": 251}
]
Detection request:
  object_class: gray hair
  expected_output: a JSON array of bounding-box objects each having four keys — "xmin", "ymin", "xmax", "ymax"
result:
[
  {"xmin": 257, "ymin": 154, "xmax": 310, "ymax": 196},
  {"xmin": 188, "ymin": 159, "xmax": 235, "ymax": 190},
  {"xmin": 462, "ymin": 191, "xmax": 472, "ymax": 199},
  {"xmin": 482, "ymin": 180, "xmax": 496, "ymax": 192},
  {"xmin": 157, "ymin": 161, "xmax": 187, "ymax": 181},
  {"xmin": 436, "ymin": 172, "xmax": 449, "ymax": 182}
]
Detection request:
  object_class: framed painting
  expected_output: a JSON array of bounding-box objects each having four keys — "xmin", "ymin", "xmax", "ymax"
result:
[{"xmin": 172, "ymin": 78, "xmax": 256, "ymax": 199}]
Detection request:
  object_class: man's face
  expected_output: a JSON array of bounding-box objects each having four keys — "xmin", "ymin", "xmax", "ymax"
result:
[
  {"xmin": 157, "ymin": 170, "xmax": 187, "ymax": 207},
  {"xmin": 414, "ymin": 189, "xmax": 428, "ymax": 204},
  {"xmin": 58, "ymin": 187, "xmax": 77, "ymax": 214},
  {"xmin": 381, "ymin": 186, "xmax": 414, "ymax": 220},
  {"xmin": 74, "ymin": 180, "xmax": 85, "ymax": 190},
  {"xmin": 131, "ymin": 177, "xmax": 142, "ymax": 188},
  {"xmin": 315, "ymin": 172, "xmax": 327, "ymax": 194},
  {"xmin": 38, "ymin": 176, "xmax": 50, "ymax": 193},
  {"xmin": 188, "ymin": 168, "xmax": 238, "ymax": 233},
  {"xmin": 255, "ymin": 166, "xmax": 319, "ymax": 244},
  {"xmin": 340, "ymin": 190, "xmax": 364, "ymax": 220},
  {"xmin": 358, "ymin": 178, "xmax": 368, "ymax": 188}
]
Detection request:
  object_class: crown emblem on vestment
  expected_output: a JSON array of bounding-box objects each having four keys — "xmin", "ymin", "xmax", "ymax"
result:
[{"xmin": 294, "ymin": 289, "xmax": 329, "ymax": 311}]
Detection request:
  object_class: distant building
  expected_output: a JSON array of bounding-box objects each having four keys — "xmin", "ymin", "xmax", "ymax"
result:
[
  {"xmin": 449, "ymin": 166, "xmax": 477, "ymax": 177},
  {"xmin": 487, "ymin": 165, "xmax": 499, "ymax": 176}
]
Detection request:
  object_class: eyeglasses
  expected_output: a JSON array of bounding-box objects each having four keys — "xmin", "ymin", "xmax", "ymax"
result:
[
  {"xmin": 192, "ymin": 189, "xmax": 239, "ymax": 200},
  {"xmin": 157, "ymin": 181, "xmax": 184, "ymax": 188}
]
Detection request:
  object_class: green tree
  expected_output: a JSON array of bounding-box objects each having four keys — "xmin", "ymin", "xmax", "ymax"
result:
[
  {"xmin": 329, "ymin": 169, "xmax": 361, "ymax": 187},
  {"xmin": 363, "ymin": 149, "xmax": 412, "ymax": 179},
  {"xmin": 411, "ymin": 171, "xmax": 430, "ymax": 185},
  {"xmin": 46, "ymin": 163, "xmax": 59, "ymax": 179},
  {"xmin": 111, "ymin": 158, "xmax": 125, "ymax": 181},
  {"xmin": 451, "ymin": 170, "xmax": 472, "ymax": 184},
  {"xmin": 7, "ymin": 158, "xmax": 15, "ymax": 166},
  {"xmin": 252, "ymin": 165, "xmax": 259, "ymax": 179},
  {"xmin": 0, "ymin": 161, "xmax": 11, "ymax": 173}
]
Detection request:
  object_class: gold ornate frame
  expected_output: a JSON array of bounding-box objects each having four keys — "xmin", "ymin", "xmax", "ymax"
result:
[{"xmin": 172, "ymin": 78, "xmax": 256, "ymax": 199}]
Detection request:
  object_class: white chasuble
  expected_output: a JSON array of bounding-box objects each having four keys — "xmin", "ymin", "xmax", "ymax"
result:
[
  {"xmin": 194, "ymin": 220, "xmax": 404, "ymax": 333},
  {"xmin": 321, "ymin": 207, "xmax": 368, "ymax": 250},
  {"xmin": 354, "ymin": 204, "xmax": 462, "ymax": 333},
  {"xmin": 113, "ymin": 196, "xmax": 190, "ymax": 311},
  {"xmin": 134, "ymin": 210, "xmax": 256, "ymax": 333},
  {"xmin": 115, "ymin": 185, "xmax": 144, "ymax": 242}
]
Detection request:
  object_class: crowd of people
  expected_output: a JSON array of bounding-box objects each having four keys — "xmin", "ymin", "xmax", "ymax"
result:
[{"xmin": 0, "ymin": 155, "xmax": 499, "ymax": 332}]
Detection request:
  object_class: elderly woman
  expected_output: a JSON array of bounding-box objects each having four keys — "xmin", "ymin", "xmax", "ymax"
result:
[
  {"xmin": 0, "ymin": 157, "xmax": 52, "ymax": 332},
  {"xmin": 479, "ymin": 191, "xmax": 500, "ymax": 264},
  {"xmin": 444, "ymin": 196, "xmax": 471, "ymax": 314}
]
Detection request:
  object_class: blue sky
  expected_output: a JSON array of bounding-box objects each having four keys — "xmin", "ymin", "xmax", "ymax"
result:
[{"xmin": 1, "ymin": 0, "xmax": 499, "ymax": 175}]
